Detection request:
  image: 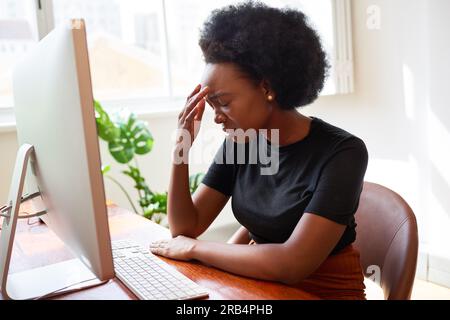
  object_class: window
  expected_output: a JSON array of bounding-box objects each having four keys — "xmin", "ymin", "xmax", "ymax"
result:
[
  {"xmin": 165, "ymin": 0, "xmax": 353, "ymax": 97},
  {"xmin": 52, "ymin": 0, "xmax": 169, "ymax": 101},
  {"xmin": 164, "ymin": 0, "xmax": 244, "ymax": 97},
  {"xmin": 0, "ymin": 0, "xmax": 39, "ymax": 109},
  {"xmin": 0, "ymin": 0, "xmax": 353, "ymax": 118}
]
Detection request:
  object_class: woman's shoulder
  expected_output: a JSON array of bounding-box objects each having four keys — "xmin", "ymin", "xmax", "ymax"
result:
[{"xmin": 310, "ymin": 117, "xmax": 367, "ymax": 151}]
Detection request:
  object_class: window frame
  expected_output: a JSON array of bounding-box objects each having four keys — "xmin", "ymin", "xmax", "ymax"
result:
[
  {"xmin": 0, "ymin": 0, "xmax": 353, "ymax": 129},
  {"xmin": 332, "ymin": 0, "xmax": 354, "ymax": 94}
]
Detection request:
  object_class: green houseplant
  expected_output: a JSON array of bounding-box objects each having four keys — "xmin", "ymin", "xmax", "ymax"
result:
[{"xmin": 94, "ymin": 100, "xmax": 204, "ymax": 224}]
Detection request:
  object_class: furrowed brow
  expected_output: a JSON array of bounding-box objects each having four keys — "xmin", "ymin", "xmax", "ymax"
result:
[{"xmin": 207, "ymin": 92, "xmax": 231, "ymax": 100}]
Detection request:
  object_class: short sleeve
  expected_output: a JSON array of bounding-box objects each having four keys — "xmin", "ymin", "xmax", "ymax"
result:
[
  {"xmin": 305, "ymin": 137, "xmax": 369, "ymax": 225},
  {"xmin": 201, "ymin": 139, "xmax": 236, "ymax": 196}
]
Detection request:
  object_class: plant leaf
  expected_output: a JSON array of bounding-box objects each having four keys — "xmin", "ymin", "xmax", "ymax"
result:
[
  {"xmin": 106, "ymin": 113, "xmax": 154, "ymax": 162},
  {"xmin": 94, "ymin": 100, "xmax": 120, "ymax": 142},
  {"xmin": 101, "ymin": 164, "xmax": 111, "ymax": 174},
  {"xmin": 133, "ymin": 123, "xmax": 154, "ymax": 155},
  {"xmin": 108, "ymin": 140, "xmax": 134, "ymax": 164}
]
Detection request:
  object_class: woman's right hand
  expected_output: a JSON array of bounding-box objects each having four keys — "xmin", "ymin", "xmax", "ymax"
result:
[{"xmin": 176, "ymin": 84, "xmax": 209, "ymax": 148}]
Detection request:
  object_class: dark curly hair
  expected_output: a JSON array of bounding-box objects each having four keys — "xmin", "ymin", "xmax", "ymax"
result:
[{"xmin": 199, "ymin": 1, "xmax": 329, "ymax": 109}]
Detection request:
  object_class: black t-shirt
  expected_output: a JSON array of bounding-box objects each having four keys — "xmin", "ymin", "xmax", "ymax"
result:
[{"xmin": 201, "ymin": 116, "xmax": 368, "ymax": 255}]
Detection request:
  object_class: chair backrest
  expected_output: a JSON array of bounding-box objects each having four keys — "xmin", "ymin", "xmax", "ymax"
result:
[{"xmin": 354, "ymin": 182, "xmax": 419, "ymax": 300}]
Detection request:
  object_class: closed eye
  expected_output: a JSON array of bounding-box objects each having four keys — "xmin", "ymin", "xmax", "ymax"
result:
[
  {"xmin": 206, "ymin": 98, "xmax": 230, "ymax": 109},
  {"xmin": 216, "ymin": 97, "xmax": 229, "ymax": 107}
]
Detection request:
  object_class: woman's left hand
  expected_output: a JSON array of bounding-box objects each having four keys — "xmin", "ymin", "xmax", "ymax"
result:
[{"xmin": 150, "ymin": 235, "xmax": 197, "ymax": 261}]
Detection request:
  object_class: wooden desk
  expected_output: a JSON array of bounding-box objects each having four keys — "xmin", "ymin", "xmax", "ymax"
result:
[{"xmin": 1, "ymin": 205, "xmax": 318, "ymax": 300}]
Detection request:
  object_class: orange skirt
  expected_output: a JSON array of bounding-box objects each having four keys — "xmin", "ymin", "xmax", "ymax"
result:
[{"xmin": 249, "ymin": 240, "xmax": 366, "ymax": 300}]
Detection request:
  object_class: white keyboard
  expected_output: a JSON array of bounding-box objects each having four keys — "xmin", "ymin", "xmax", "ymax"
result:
[{"xmin": 111, "ymin": 239, "xmax": 209, "ymax": 300}]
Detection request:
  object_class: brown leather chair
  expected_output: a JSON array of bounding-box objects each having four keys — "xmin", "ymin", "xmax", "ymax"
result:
[{"xmin": 354, "ymin": 182, "xmax": 419, "ymax": 300}]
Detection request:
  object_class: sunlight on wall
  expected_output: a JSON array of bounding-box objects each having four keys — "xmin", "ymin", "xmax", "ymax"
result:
[
  {"xmin": 428, "ymin": 111, "xmax": 450, "ymax": 190},
  {"xmin": 427, "ymin": 191, "xmax": 450, "ymax": 257},
  {"xmin": 365, "ymin": 156, "xmax": 420, "ymax": 209},
  {"xmin": 364, "ymin": 155, "xmax": 423, "ymax": 238},
  {"xmin": 427, "ymin": 111, "xmax": 450, "ymax": 257},
  {"xmin": 402, "ymin": 64, "xmax": 415, "ymax": 120}
]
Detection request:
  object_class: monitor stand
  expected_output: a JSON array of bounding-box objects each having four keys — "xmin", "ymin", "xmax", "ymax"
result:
[{"xmin": 0, "ymin": 144, "xmax": 108, "ymax": 300}]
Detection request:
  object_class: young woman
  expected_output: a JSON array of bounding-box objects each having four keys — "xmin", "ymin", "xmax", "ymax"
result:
[{"xmin": 150, "ymin": 1, "xmax": 368, "ymax": 300}]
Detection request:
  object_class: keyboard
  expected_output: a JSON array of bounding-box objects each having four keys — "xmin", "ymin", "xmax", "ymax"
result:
[{"xmin": 111, "ymin": 239, "xmax": 209, "ymax": 300}]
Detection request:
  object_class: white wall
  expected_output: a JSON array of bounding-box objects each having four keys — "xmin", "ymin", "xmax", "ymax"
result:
[
  {"xmin": 1, "ymin": 0, "xmax": 449, "ymax": 285},
  {"xmin": 302, "ymin": 0, "xmax": 450, "ymax": 285},
  {"xmin": 305, "ymin": 0, "xmax": 430, "ymax": 248}
]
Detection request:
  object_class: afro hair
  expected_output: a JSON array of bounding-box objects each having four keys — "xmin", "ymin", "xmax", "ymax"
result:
[{"xmin": 199, "ymin": 0, "xmax": 330, "ymax": 109}]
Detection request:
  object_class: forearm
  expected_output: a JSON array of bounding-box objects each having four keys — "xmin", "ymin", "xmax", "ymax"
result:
[
  {"xmin": 167, "ymin": 148, "xmax": 198, "ymax": 237},
  {"xmin": 191, "ymin": 240, "xmax": 290, "ymax": 283},
  {"xmin": 168, "ymin": 84, "xmax": 208, "ymax": 237}
]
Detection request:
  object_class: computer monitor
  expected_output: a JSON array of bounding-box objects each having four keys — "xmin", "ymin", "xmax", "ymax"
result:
[{"xmin": 0, "ymin": 19, "xmax": 114, "ymax": 300}]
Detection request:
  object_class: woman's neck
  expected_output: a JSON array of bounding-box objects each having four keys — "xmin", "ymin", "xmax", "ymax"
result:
[{"xmin": 263, "ymin": 108, "xmax": 312, "ymax": 146}]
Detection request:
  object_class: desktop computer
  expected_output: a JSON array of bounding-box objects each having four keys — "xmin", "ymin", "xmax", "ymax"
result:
[{"xmin": 0, "ymin": 19, "xmax": 208, "ymax": 300}]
